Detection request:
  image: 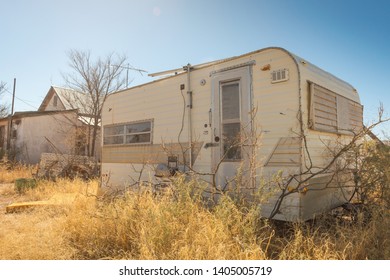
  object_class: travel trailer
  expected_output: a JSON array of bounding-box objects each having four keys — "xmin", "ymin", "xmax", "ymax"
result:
[{"xmin": 101, "ymin": 47, "xmax": 363, "ymax": 221}]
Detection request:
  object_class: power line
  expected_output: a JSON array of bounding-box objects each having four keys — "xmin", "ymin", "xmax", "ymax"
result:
[
  {"xmin": 4, "ymin": 87, "xmax": 39, "ymax": 110},
  {"xmin": 2, "ymin": 83, "xmax": 105, "ymax": 129}
]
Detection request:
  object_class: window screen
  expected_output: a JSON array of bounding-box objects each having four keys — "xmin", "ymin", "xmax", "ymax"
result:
[
  {"xmin": 221, "ymin": 81, "xmax": 241, "ymax": 160},
  {"xmin": 222, "ymin": 83, "xmax": 240, "ymax": 120}
]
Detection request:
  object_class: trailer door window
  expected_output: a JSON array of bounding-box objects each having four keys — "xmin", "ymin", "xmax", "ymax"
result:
[
  {"xmin": 104, "ymin": 120, "xmax": 152, "ymax": 145},
  {"xmin": 221, "ymin": 81, "xmax": 241, "ymax": 161}
]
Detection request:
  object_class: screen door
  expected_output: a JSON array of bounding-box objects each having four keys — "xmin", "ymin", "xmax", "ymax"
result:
[{"xmin": 211, "ymin": 66, "xmax": 252, "ymax": 189}]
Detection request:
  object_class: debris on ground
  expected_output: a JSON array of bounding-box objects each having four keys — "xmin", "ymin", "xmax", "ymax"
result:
[
  {"xmin": 36, "ymin": 153, "xmax": 98, "ymax": 180},
  {"xmin": 5, "ymin": 193, "xmax": 78, "ymax": 213}
]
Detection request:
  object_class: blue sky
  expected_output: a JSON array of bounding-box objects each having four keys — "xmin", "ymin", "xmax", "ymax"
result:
[{"xmin": 1, "ymin": 0, "xmax": 389, "ymax": 136}]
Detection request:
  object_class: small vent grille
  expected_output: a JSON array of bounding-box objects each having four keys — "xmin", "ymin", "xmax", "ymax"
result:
[{"xmin": 271, "ymin": 68, "xmax": 289, "ymax": 83}]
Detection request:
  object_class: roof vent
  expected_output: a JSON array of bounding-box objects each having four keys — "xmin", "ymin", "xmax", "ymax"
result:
[{"xmin": 271, "ymin": 68, "xmax": 289, "ymax": 83}]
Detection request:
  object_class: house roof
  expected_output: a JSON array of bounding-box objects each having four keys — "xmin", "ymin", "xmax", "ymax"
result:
[
  {"xmin": 38, "ymin": 86, "xmax": 91, "ymax": 115},
  {"xmin": 13, "ymin": 109, "xmax": 78, "ymax": 119},
  {"xmin": 0, "ymin": 109, "xmax": 78, "ymax": 122},
  {"xmin": 0, "ymin": 110, "xmax": 96, "ymax": 128},
  {"xmin": 78, "ymin": 115, "xmax": 100, "ymax": 126}
]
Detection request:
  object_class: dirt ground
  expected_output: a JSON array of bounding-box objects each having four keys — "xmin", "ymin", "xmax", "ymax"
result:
[
  {"xmin": 0, "ymin": 182, "xmax": 75, "ymax": 260},
  {"xmin": 0, "ymin": 183, "xmax": 23, "ymax": 256}
]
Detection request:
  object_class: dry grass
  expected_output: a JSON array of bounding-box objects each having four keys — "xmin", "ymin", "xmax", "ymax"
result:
[
  {"xmin": 0, "ymin": 163, "xmax": 35, "ymax": 183},
  {"xmin": 63, "ymin": 179, "xmax": 270, "ymax": 260},
  {"xmin": 0, "ymin": 176, "xmax": 98, "ymax": 260},
  {"xmin": 0, "ymin": 167, "xmax": 389, "ymax": 260},
  {"xmin": 0, "ymin": 209, "xmax": 76, "ymax": 259}
]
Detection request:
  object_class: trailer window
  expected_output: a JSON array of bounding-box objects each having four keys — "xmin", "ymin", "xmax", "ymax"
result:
[
  {"xmin": 309, "ymin": 83, "xmax": 363, "ymax": 134},
  {"xmin": 104, "ymin": 120, "xmax": 152, "ymax": 145}
]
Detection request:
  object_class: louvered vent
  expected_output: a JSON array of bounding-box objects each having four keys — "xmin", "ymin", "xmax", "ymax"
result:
[{"xmin": 271, "ymin": 68, "xmax": 289, "ymax": 83}]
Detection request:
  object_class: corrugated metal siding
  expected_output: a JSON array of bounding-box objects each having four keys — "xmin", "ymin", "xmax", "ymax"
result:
[
  {"xmin": 298, "ymin": 61, "xmax": 363, "ymax": 219},
  {"xmin": 297, "ymin": 54, "xmax": 363, "ymax": 221},
  {"xmin": 300, "ymin": 174, "xmax": 355, "ymax": 220},
  {"xmin": 102, "ymin": 48, "xmax": 302, "ymax": 176},
  {"xmin": 261, "ymin": 190, "xmax": 301, "ymax": 221},
  {"xmin": 103, "ymin": 77, "xmax": 189, "ymax": 143},
  {"xmin": 245, "ymin": 49, "xmax": 302, "ymax": 220},
  {"xmin": 250, "ymin": 49, "xmax": 301, "ymax": 170},
  {"xmin": 101, "ymin": 163, "xmax": 157, "ymax": 186}
]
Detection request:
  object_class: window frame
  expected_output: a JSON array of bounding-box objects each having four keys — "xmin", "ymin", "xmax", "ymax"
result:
[{"xmin": 103, "ymin": 119, "xmax": 153, "ymax": 146}]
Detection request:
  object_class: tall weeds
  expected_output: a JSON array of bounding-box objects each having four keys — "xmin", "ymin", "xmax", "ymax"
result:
[
  {"xmin": 0, "ymin": 163, "xmax": 34, "ymax": 183},
  {"xmin": 63, "ymin": 177, "xmax": 271, "ymax": 259},
  {"xmin": 1, "ymin": 170, "xmax": 389, "ymax": 260}
]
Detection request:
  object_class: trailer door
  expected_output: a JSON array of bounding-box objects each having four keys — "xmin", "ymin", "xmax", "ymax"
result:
[{"xmin": 211, "ymin": 65, "xmax": 252, "ymax": 190}]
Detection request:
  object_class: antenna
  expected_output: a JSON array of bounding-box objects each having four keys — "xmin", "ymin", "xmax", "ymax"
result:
[{"xmin": 110, "ymin": 64, "xmax": 148, "ymax": 88}]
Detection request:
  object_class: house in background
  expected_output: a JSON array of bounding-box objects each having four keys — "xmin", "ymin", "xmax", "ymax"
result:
[
  {"xmin": 0, "ymin": 86, "xmax": 100, "ymax": 164},
  {"xmin": 0, "ymin": 110, "xmax": 79, "ymax": 163},
  {"xmin": 38, "ymin": 86, "xmax": 101, "ymax": 158},
  {"xmin": 39, "ymin": 86, "xmax": 89, "ymax": 113}
]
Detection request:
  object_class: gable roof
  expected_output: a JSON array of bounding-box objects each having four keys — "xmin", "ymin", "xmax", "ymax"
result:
[
  {"xmin": 13, "ymin": 109, "xmax": 78, "ymax": 119},
  {"xmin": 38, "ymin": 86, "xmax": 91, "ymax": 115},
  {"xmin": 0, "ymin": 109, "xmax": 77, "ymax": 121}
]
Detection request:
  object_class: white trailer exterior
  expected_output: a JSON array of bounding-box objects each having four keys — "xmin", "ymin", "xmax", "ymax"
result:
[{"xmin": 101, "ymin": 47, "xmax": 363, "ymax": 221}]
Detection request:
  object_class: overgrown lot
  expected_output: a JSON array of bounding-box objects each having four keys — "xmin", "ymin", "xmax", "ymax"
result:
[{"xmin": 1, "ymin": 159, "xmax": 389, "ymax": 260}]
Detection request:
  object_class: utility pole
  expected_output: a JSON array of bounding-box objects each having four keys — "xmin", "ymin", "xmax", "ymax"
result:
[{"xmin": 6, "ymin": 78, "xmax": 16, "ymax": 151}]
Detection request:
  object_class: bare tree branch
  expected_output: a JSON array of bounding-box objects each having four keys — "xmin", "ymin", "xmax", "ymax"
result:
[
  {"xmin": 0, "ymin": 82, "xmax": 9, "ymax": 118},
  {"xmin": 268, "ymin": 112, "xmax": 390, "ymax": 219},
  {"xmin": 61, "ymin": 50, "xmax": 129, "ymax": 157}
]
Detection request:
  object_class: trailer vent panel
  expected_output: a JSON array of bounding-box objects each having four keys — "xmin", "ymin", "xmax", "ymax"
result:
[{"xmin": 271, "ymin": 68, "xmax": 289, "ymax": 83}]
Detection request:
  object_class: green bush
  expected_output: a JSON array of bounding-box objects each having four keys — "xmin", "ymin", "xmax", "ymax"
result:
[{"xmin": 14, "ymin": 178, "xmax": 37, "ymax": 194}]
